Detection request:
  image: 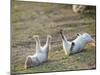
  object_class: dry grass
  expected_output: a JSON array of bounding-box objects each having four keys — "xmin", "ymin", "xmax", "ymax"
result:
[{"xmin": 11, "ymin": 0, "xmax": 96, "ymax": 74}]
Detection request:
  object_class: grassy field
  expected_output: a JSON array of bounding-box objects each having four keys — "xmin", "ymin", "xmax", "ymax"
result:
[{"xmin": 11, "ymin": 0, "xmax": 96, "ymax": 74}]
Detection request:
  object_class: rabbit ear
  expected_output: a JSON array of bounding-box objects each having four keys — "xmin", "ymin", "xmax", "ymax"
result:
[
  {"xmin": 60, "ymin": 29, "xmax": 64, "ymax": 39},
  {"xmin": 60, "ymin": 29, "xmax": 63, "ymax": 32}
]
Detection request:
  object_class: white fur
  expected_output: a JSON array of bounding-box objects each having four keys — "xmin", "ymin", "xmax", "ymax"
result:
[
  {"xmin": 72, "ymin": 5, "xmax": 86, "ymax": 13},
  {"xmin": 25, "ymin": 35, "xmax": 51, "ymax": 69},
  {"xmin": 61, "ymin": 32, "xmax": 94, "ymax": 55}
]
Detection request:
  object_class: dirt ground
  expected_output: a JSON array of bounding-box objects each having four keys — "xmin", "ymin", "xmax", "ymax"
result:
[{"xmin": 11, "ymin": 1, "xmax": 96, "ymax": 74}]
